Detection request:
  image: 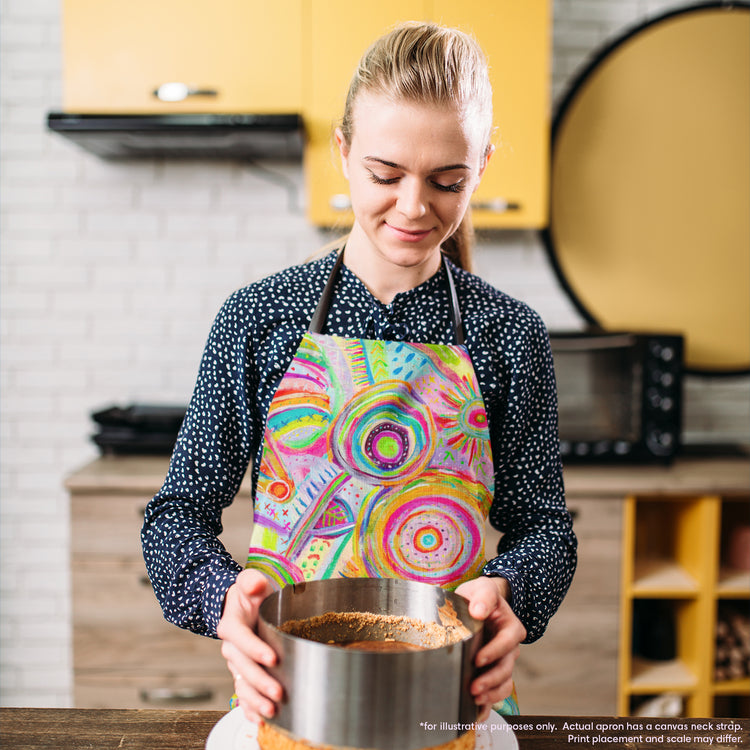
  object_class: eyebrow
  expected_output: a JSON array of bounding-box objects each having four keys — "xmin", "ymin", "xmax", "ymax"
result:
[{"xmin": 363, "ymin": 156, "xmax": 470, "ymax": 173}]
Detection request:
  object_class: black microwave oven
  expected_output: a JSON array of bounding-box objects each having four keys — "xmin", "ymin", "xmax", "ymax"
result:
[{"xmin": 549, "ymin": 332, "xmax": 684, "ymax": 462}]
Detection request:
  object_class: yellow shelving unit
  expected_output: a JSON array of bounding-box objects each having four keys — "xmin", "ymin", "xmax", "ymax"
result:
[{"xmin": 618, "ymin": 493, "xmax": 750, "ymax": 717}]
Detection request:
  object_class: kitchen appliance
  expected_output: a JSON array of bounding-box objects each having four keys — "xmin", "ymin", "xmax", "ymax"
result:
[
  {"xmin": 46, "ymin": 112, "xmax": 304, "ymax": 160},
  {"xmin": 550, "ymin": 331, "xmax": 684, "ymax": 462},
  {"xmin": 257, "ymin": 578, "xmax": 482, "ymax": 750},
  {"xmin": 90, "ymin": 403, "xmax": 186, "ymax": 455}
]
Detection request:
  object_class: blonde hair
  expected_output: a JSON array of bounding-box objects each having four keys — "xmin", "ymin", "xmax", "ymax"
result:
[{"xmin": 339, "ymin": 21, "xmax": 493, "ymax": 271}]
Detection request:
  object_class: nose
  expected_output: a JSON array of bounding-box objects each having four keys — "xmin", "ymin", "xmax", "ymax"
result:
[{"xmin": 396, "ymin": 178, "xmax": 428, "ymax": 220}]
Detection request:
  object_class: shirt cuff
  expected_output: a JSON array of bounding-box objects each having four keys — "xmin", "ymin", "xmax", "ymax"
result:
[
  {"xmin": 482, "ymin": 559, "xmax": 526, "ymax": 625},
  {"xmin": 202, "ymin": 565, "xmax": 242, "ymax": 638}
]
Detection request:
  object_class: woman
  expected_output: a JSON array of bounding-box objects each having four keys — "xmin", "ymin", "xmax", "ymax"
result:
[{"xmin": 142, "ymin": 21, "xmax": 576, "ymax": 724}]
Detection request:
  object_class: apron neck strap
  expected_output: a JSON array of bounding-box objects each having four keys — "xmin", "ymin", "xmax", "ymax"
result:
[{"xmin": 309, "ymin": 250, "xmax": 465, "ymax": 345}]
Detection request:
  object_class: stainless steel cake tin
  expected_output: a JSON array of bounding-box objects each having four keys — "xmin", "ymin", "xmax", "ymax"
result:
[{"xmin": 258, "ymin": 577, "xmax": 483, "ymax": 750}]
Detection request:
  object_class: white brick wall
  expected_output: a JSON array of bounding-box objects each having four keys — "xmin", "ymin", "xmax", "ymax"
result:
[{"xmin": 1, "ymin": 0, "xmax": 748, "ymax": 708}]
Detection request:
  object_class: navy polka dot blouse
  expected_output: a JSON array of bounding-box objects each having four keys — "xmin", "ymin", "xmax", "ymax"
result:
[{"xmin": 141, "ymin": 250, "xmax": 577, "ymax": 643}]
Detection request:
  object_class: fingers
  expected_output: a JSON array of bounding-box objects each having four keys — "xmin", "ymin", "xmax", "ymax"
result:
[
  {"xmin": 219, "ymin": 611, "xmax": 277, "ymax": 669},
  {"xmin": 474, "ymin": 610, "xmax": 526, "ymax": 669},
  {"xmin": 474, "ymin": 673, "xmax": 515, "ymax": 716},
  {"xmin": 456, "ymin": 576, "xmax": 506, "ymax": 621},
  {"xmin": 470, "ymin": 644, "xmax": 519, "ymax": 704},
  {"xmin": 225, "ymin": 642, "xmax": 283, "ymax": 722},
  {"xmin": 457, "ymin": 575, "xmax": 526, "ymax": 712},
  {"xmin": 217, "ymin": 570, "xmax": 282, "ymax": 722}
]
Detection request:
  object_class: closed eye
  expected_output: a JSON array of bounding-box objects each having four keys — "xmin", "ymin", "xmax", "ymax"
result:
[
  {"xmin": 367, "ymin": 170, "xmax": 466, "ymax": 193},
  {"xmin": 367, "ymin": 171, "xmax": 399, "ymax": 186},
  {"xmin": 432, "ymin": 180, "xmax": 466, "ymax": 193}
]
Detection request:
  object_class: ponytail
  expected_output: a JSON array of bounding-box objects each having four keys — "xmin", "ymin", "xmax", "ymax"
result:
[{"xmin": 442, "ymin": 213, "xmax": 475, "ymax": 273}]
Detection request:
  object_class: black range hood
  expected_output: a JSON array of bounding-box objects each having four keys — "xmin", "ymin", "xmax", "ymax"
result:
[{"xmin": 46, "ymin": 112, "xmax": 305, "ymax": 160}]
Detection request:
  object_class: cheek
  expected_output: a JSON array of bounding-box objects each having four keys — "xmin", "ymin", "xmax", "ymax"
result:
[
  {"xmin": 350, "ymin": 180, "xmax": 392, "ymax": 215},
  {"xmin": 438, "ymin": 193, "xmax": 472, "ymax": 227}
]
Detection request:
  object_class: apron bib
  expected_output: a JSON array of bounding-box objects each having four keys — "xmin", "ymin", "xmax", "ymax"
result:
[{"xmin": 246, "ymin": 252, "xmax": 494, "ymax": 592}]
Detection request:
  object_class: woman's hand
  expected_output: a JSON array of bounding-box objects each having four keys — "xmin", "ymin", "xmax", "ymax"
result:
[
  {"xmin": 455, "ymin": 576, "xmax": 526, "ymax": 720},
  {"xmin": 216, "ymin": 569, "xmax": 283, "ymax": 724}
]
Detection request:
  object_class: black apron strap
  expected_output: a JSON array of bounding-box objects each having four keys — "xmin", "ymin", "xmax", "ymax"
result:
[
  {"xmin": 308, "ymin": 250, "xmax": 465, "ymax": 345},
  {"xmin": 308, "ymin": 249, "xmax": 345, "ymax": 334}
]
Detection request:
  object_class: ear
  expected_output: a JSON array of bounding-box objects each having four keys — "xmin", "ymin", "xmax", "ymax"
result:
[
  {"xmin": 334, "ymin": 127, "xmax": 351, "ymax": 180},
  {"xmin": 474, "ymin": 144, "xmax": 495, "ymax": 191}
]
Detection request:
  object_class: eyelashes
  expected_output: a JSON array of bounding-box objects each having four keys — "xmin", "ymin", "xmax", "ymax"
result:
[{"xmin": 366, "ymin": 171, "xmax": 466, "ymax": 193}]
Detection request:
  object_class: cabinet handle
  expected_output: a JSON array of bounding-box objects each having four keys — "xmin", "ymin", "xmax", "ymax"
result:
[
  {"xmin": 153, "ymin": 82, "xmax": 219, "ymax": 102},
  {"xmin": 470, "ymin": 198, "xmax": 521, "ymax": 213},
  {"xmin": 328, "ymin": 194, "xmax": 352, "ymax": 212},
  {"xmin": 140, "ymin": 686, "xmax": 214, "ymax": 704}
]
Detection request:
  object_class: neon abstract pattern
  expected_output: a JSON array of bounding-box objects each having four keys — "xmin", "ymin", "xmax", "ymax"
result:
[{"xmin": 246, "ymin": 332, "xmax": 494, "ymax": 590}]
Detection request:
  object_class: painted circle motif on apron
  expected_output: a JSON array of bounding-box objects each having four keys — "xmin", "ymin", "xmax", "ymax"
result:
[
  {"xmin": 355, "ymin": 470, "xmax": 490, "ymax": 587},
  {"xmin": 329, "ymin": 380, "xmax": 435, "ymax": 485}
]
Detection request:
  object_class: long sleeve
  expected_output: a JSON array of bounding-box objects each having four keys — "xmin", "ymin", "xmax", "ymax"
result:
[
  {"xmin": 141, "ymin": 292, "xmax": 257, "ymax": 636},
  {"xmin": 478, "ymin": 310, "xmax": 577, "ymax": 643}
]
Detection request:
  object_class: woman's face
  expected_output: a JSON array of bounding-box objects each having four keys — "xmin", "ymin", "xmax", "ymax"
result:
[{"xmin": 336, "ymin": 93, "xmax": 491, "ymax": 275}]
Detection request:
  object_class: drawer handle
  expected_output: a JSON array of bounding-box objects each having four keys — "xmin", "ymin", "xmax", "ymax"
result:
[
  {"xmin": 153, "ymin": 82, "xmax": 219, "ymax": 102},
  {"xmin": 140, "ymin": 686, "xmax": 214, "ymax": 704},
  {"xmin": 470, "ymin": 198, "xmax": 521, "ymax": 213}
]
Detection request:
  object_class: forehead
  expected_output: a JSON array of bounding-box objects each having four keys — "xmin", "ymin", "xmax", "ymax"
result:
[{"xmin": 349, "ymin": 93, "xmax": 484, "ymax": 165}]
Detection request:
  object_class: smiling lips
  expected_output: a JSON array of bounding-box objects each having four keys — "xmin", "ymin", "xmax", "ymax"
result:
[{"xmin": 386, "ymin": 223, "xmax": 434, "ymax": 242}]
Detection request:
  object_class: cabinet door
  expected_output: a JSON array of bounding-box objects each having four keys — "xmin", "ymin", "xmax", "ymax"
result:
[
  {"xmin": 432, "ymin": 0, "xmax": 550, "ymax": 228},
  {"xmin": 304, "ymin": 1, "xmax": 431, "ymax": 227},
  {"xmin": 62, "ymin": 0, "xmax": 303, "ymax": 113},
  {"xmin": 305, "ymin": 1, "xmax": 550, "ymax": 228}
]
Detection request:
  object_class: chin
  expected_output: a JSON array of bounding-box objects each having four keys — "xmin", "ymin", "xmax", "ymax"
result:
[{"xmin": 377, "ymin": 237, "xmax": 443, "ymax": 267}]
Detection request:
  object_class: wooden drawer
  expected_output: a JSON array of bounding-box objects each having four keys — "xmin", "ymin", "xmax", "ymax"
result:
[
  {"xmin": 70, "ymin": 476, "xmax": 253, "ymax": 709},
  {"xmin": 72, "ymin": 492, "xmax": 252, "ymax": 564},
  {"xmin": 513, "ymin": 496, "xmax": 623, "ymax": 716},
  {"xmin": 74, "ymin": 621, "xmax": 227, "ymax": 674},
  {"xmin": 75, "ymin": 672, "xmax": 234, "ymax": 712}
]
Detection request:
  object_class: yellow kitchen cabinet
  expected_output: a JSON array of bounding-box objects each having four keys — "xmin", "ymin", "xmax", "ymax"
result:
[
  {"xmin": 303, "ymin": 0, "xmax": 431, "ymax": 229},
  {"xmin": 305, "ymin": 0, "xmax": 550, "ymax": 228},
  {"xmin": 618, "ymin": 493, "xmax": 750, "ymax": 717},
  {"xmin": 431, "ymin": 1, "xmax": 550, "ymax": 228},
  {"xmin": 61, "ymin": 0, "xmax": 303, "ymax": 113}
]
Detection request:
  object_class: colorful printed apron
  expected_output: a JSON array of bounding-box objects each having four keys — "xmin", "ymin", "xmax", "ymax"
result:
[
  {"xmin": 246, "ymin": 251, "xmax": 494, "ymax": 591},
  {"xmin": 242, "ymin": 251, "xmax": 519, "ymax": 714}
]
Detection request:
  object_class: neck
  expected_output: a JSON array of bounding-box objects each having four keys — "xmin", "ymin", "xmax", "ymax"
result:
[{"xmin": 343, "ymin": 224, "xmax": 442, "ymax": 304}]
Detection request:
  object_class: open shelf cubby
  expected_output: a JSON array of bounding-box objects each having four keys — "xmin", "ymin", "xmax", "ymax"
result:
[{"xmin": 618, "ymin": 493, "xmax": 750, "ymax": 717}]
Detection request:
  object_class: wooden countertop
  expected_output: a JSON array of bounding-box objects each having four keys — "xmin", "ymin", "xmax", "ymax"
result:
[
  {"xmin": 65, "ymin": 454, "xmax": 750, "ymax": 498},
  {"xmin": 0, "ymin": 709, "xmax": 747, "ymax": 749}
]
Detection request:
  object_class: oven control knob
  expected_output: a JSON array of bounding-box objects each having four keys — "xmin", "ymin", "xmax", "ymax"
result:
[
  {"xmin": 660, "ymin": 372, "xmax": 675, "ymax": 387},
  {"xmin": 594, "ymin": 440, "xmax": 612, "ymax": 455},
  {"xmin": 614, "ymin": 441, "xmax": 632, "ymax": 455},
  {"xmin": 574, "ymin": 442, "xmax": 590, "ymax": 456},
  {"xmin": 646, "ymin": 428, "xmax": 675, "ymax": 456}
]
